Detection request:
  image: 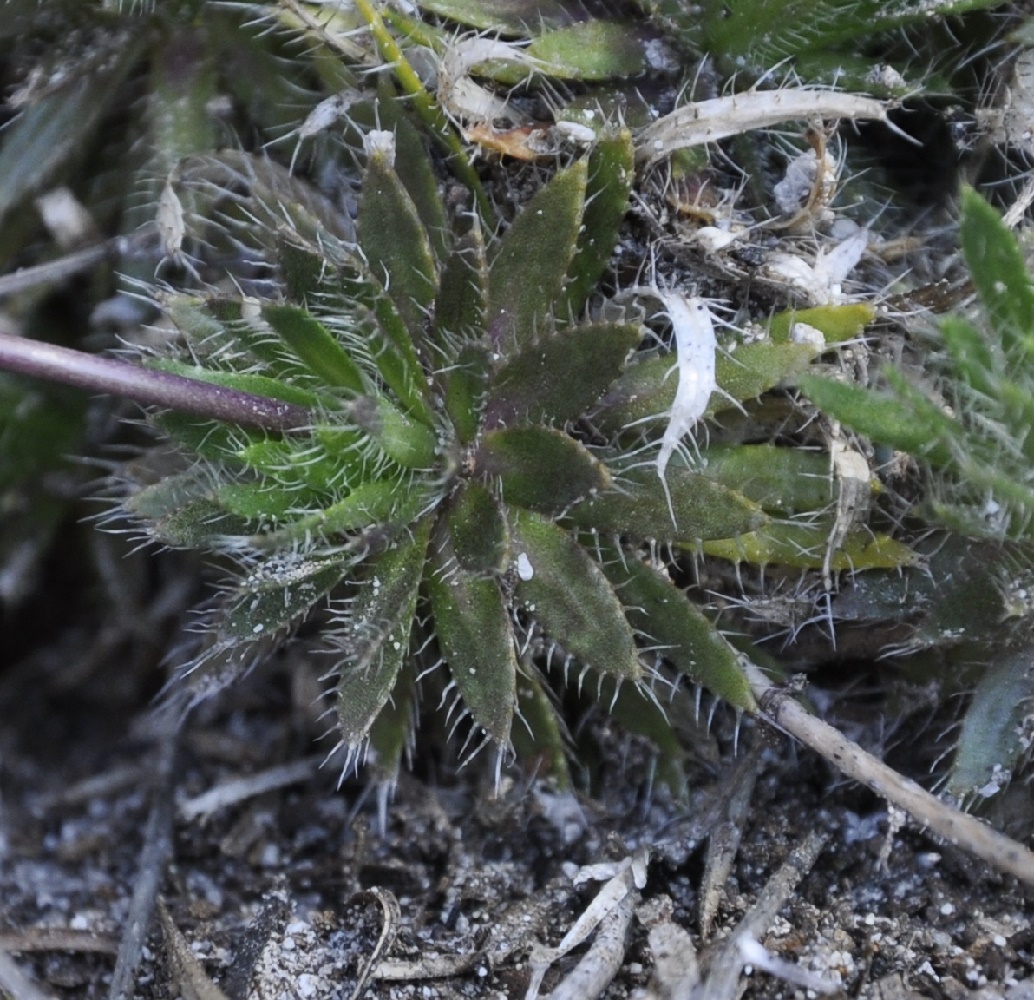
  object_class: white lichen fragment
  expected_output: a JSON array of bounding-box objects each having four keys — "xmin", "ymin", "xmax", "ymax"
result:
[{"xmin": 636, "ymin": 87, "xmax": 893, "ymax": 166}]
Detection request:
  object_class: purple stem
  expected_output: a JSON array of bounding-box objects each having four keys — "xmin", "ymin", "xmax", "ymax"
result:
[{"xmin": 0, "ymin": 333, "xmax": 311, "ymax": 432}]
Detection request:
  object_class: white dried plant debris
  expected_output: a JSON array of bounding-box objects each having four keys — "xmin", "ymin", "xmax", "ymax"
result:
[
  {"xmin": 773, "ymin": 145, "xmax": 838, "ymax": 222},
  {"xmin": 761, "ymin": 224, "xmax": 868, "ymax": 306},
  {"xmin": 823, "ymin": 431, "xmax": 873, "ymax": 587},
  {"xmin": 363, "ymin": 128, "xmax": 396, "ymax": 165},
  {"xmin": 866, "ymin": 63, "xmax": 908, "ymax": 92},
  {"xmin": 524, "ymin": 848, "xmax": 649, "ymax": 1000},
  {"xmin": 636, "ymin": 87, "xmax": 894, "ymax": 166},
  {"xmin": 737, "ymin": 934, "xmax": 841, "ymax": 995},
  {"xmin": 791, "ymin": 321, "xmax": 827, "ymax": 347},
  {"xmin": 438, "ymin": 34, "xmax": 542, "ymax": 124},
  {"xmin": 156, "ymin": 167, "xmax": 186, "ymax": 266},
  {"xmin": 653, "ymin": 293, "xmax": 719, "ymax": 523},
  {"xmin": 979, "ymin": 47, "xmax": 1034, "ymax": 153},
  {"xmin": 690, "ymin": 224, "xmax": 744, "ymax": 254},
  {"xmin": 280, "ymin": 88, "xmax": 362, "ymax": 173},
  {"xmin": 34, "ymin": 187, "xmax": 96, "ymax": 249},
  {"xmin": 637, "ymin": 895, "xmax": 700, "ymax": 999}
]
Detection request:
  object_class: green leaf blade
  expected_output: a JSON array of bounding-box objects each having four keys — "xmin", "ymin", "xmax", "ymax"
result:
[
  {"xmin": 486, "ymin": 162, "xmax": 586, "ymax": 354},
  {"xmin": 358, "ymin": 145, "xmax": 439, "ymax": 344},
  {"xmin": 568, "ymin": 461, "xmax": 764, "ymax": 542},
  {"xmin": 336, "ymin": 521, "xmax": 431, "ymax": 748},
  {"xmin": 428, "ymin": 532, "xmax": 518, "ymax": 745},
  {"xmin": 484, "ymin": 322, "xmax": 640, "ymax": 428},
  {"xmin": 509, "ymin": 508, "xmax": 641, "ymax": 682},
  {"xmin": 477, "ymin": 427, "xmax": 610, "ymax": 513},
  {"xmin": 602, "ymin": 550, "xmax": 755, "ymax": 709}
]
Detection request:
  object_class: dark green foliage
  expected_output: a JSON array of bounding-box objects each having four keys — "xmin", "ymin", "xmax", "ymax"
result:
[{"xmin": 119, "ymin": 125, "xmax": 766, "ymax": 788}]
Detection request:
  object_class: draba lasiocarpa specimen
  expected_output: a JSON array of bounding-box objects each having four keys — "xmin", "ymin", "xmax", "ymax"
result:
[{"xmin": 118, "ymin": 127, "xmax": 779, "ymax": 789}]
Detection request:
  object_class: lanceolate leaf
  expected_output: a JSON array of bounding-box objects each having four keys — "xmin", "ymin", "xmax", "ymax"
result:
[
  {"xmin": 410, "ymin": 0, "xmax": 575, "ymax": 34},
  {"xmin": 0, "ymin": 35, "xmax": 143, "ymax": 223},
  {"xmin": 151, "ymin": 359, "xmax": 321, "ymax": 409},
  {"xmin": 373, "ymin": 83, "xmax": 449, "ymax": 262},
  {"xmin": 594, "ymin": 341, "xmax": 820, "ymax": 431},
  {"xmin": 428, "ymin": 531, "xmax": 518, "ymax": 744},
  {"xmin": 703, "ymin": 445, "xmax": 832, "ymax": 516},
  {"xmin": 336, "ymin": 521, "xmax": 430, "ymax": 747},
  {"xmin": 483, "ymin": 322, "xmax": 640, "ymax": 429},
  {"xmin": 261, "ymin": 478, "xmax": 436, "ymax": 547},
  {"xmin": 222, "ymin": 560, "xmax": 348, "ymax": 642},
  {"xmin": 798, "ymin": 374, "xmax": 954, "ymax": 465},
  {"xmin": 509, "ymin": 508, "xmax": 641, "ymax": 681},
  {"xmin": 485, "ymin": 22, "xmax": 668, "ymax": 83},
  {"xmin": 445, "ymin": 343, "xmax": 491, "ymax": 445},
  {"xmin": 959, "ymin": 186, "xmax": 1034, "ymax": 357},
  {"xmin": 767, "ymin": 302, "xmax": 875, "ymax": 344},
  {"xmin": 486, "ymin": 161, "xmax": 586, "ymax": 353},
  {"xmin": 511, "ymin": 664, "xmax": 570, "ymax": 787},
  {"xmin": 358, "ymin": 143, "xmax": 439, "ymax": 343},
  {"xmin": 262, "ymin": 304, "xmax": 367, "ymax": 392},
  {"xmin": 948, "ymin": 647, "xmax": 1034, "ymax": 798},
  {"xmin": 557, "ymin": 130, "xmax": 635, "ymax": 320},
  {"xmin": 435, "ymin": 224, "xmax": 488, "ymax": 346},
  {"xmin": 568, "ymin": 461, "xmax": 764, "ymax": 542},
  {"xmin": 445, "ymin": 481, "xmax": 509, "ymax": 575},
  {"xmin": 602, "ymin": 550, "xmax": 755, "ymax": 709},
  {"xmin": 477, "ymin": 427, "xmax": 610, "ymax": 513},
  {"xmin": 701, "ymin": 521, "xmax": 919, "ymax": 571},
  {"xmin": 368, "ymin": 658, "xmax": 418, "ymax": 781}
]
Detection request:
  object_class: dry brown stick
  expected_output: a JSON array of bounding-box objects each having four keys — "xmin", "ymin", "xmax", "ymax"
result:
[{"xmin": 744, "ymin": 661, "xmax": 1034, "ymax": 886}]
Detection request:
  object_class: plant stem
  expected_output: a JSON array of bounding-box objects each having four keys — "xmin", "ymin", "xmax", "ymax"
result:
[{"xmin": 0, "ymin": 333, "xmax": 310, "ymax": 432}]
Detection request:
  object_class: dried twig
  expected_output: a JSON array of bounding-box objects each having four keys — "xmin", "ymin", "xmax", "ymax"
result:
[{"xmin": 745, "ymin": 661, "xmax": 1034, "ymax": 885}]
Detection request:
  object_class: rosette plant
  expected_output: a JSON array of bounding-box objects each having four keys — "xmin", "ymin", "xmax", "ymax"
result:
[{"xmin": 111, "ymin": 125, "xmax": 769, "ymax": 788}]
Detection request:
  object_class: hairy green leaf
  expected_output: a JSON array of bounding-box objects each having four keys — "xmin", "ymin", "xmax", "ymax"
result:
[
  {"xmin": 477, "ymin": 427, "xmax": 610, "ymax": 513},
  {"xmin": 435, "ymin": 224, "xmax": 488, "ymax": 346},
  {"xmin": 568, "ymin": 461, "xmax": 764, "ymax": 542},
  {"xmin": 509, "ymin": 508, "xmax": 641, "ymax": 681},
  {"xmin": 703, "ymin": 445, "xmax": 832, "ymax": 516},
  {"xmin": 358, "ymin": 142, "xmax": 439, "ymax": 343},
  {"xmin": 262, "ymin": 304, "xmax": 368, "ymax": 392},
  {"xmin": 428, "ymin": 531, "xmax": 518, "ymax": 744},
  {"xmin": 445, "ymin": 481, "xmax": 509, "ymax": 575},
  {"xmin": 484, "ymin": 322, "xmax": 640, "ymax": 429},
  {"xmin": 959, "ymin": 186, "xmax": 1034, "ymax": 356},
  {"xmin": 602, "ymin": 550, "xmax": 755, "ymax": 709},
  {"xmin": 337, "ymin": 521, "xmax": 430, "ymax": 747},
  {"xmin": 222, "ymin": 560, "xmax": 348, "ymax": 642},
  {"xmin": 948, "ymin": 647, "xmax": 1034, "ymax": 798},
  {"xmin": 798, "ymin": 374, "xmax": 954, "ymax": 464},
  {"xmin": 558, "ymin": 130, "xmax": 635, "ymax": 319},
  {"xmin": 486, "ymin": 161, "xmax": 586, "ymax": 353}
]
